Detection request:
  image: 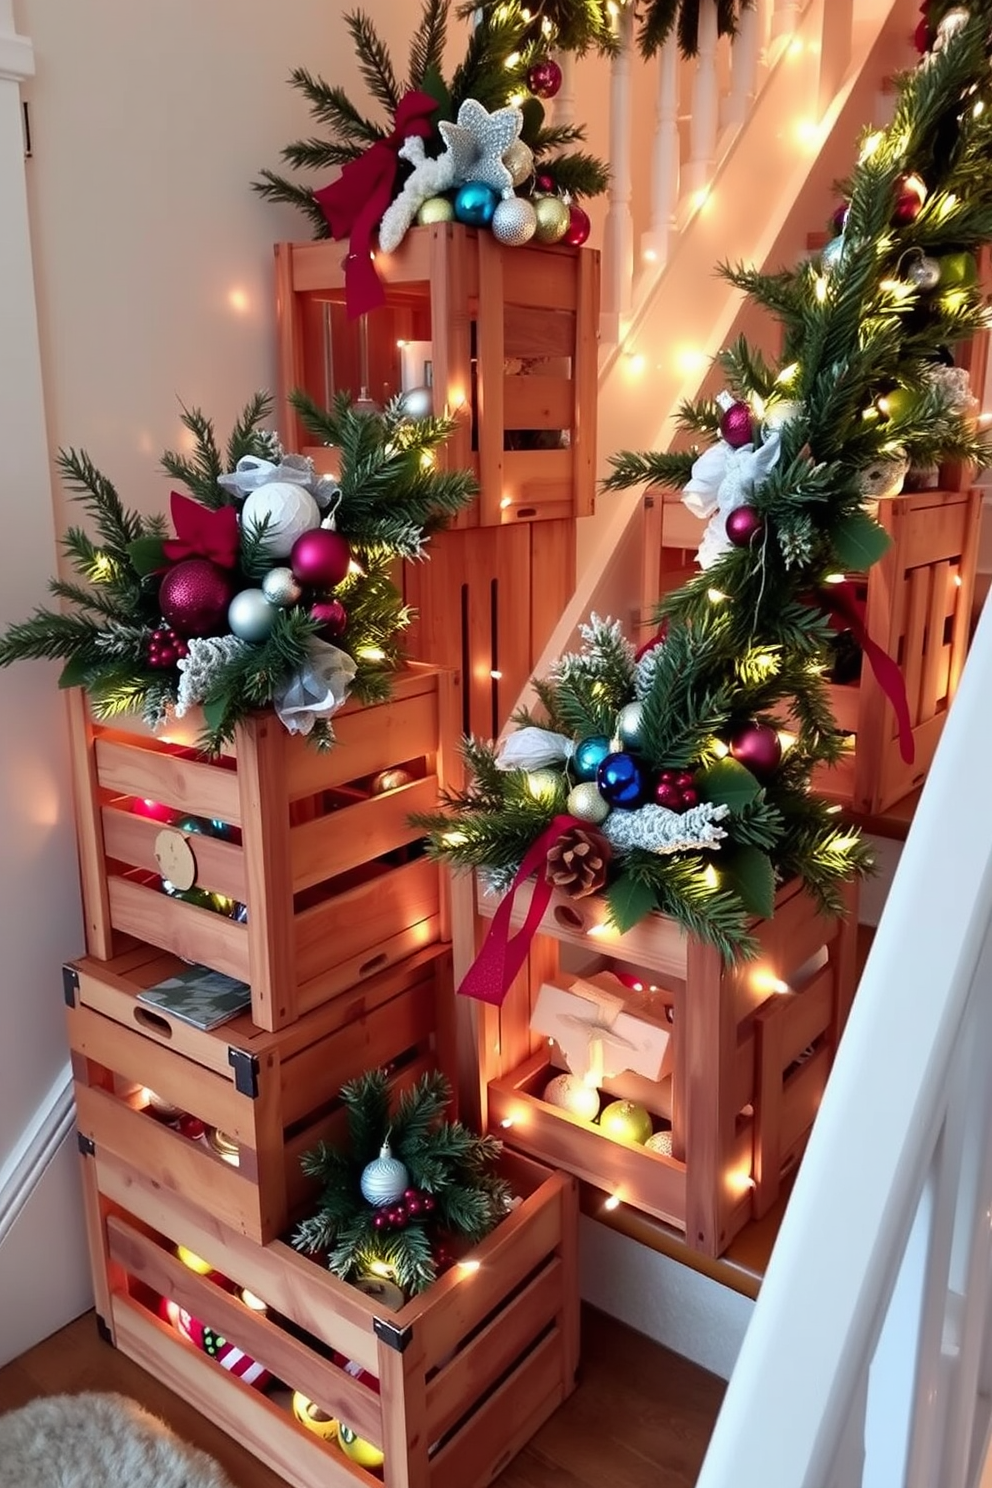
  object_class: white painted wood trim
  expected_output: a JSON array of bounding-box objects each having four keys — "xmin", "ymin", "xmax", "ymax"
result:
[
  {"xmin": 0, "ymin": 2, "xmax": 34, "ymax": 83},
  {"xmin": 0, "ymin": 1063, "xmax": 75, "ymax": 1249}
]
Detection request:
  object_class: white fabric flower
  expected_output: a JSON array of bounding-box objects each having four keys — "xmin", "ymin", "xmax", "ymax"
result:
[
  {"xmin": 496, "ymin": 726, "xmax": 575, "ymax": 771},
  {"xmin": 682, "ymin": 432, "xmax": 781, "ymax": 570},
  {"xmin": 217, "ymin": 454, "xmax": 340, "ymax": 511},
  {"xmin": 272, "ymin": 640, "xmax": 357, "ymax": 736}
]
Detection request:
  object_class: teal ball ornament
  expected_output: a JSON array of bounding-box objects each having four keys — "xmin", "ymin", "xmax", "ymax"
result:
[
  {"xmin": 573, "ymin": 735, "xmax": 611, "ymax": 782},
  {"xmin": 454, "ymin": 181, "xmax": 499, "ymax": 227},
  {"xmin": 567, "ymin": 782, "xmax": 610, "ymax": 824},
  {"xmin": 618, "ymin": 702, "xmax": 644, "ymax": 749},
  {"xmin": 228, "ymin": 588, "xmax": 278, "ymax": 643},
  {"xmin": 597, "ymin": 752, "xmax": 647, "ymax": 808}
]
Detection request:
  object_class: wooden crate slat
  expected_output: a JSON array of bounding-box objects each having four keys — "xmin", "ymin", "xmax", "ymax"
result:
[
  {"xmin": 503, "ymin": 375, "xmax": 573, "ymax": 430},
  {"xmin": 294, "ymin": 855, "xmax": 439, "ymax": 985},
  {"xmin": 286, "ymin": 690, "xmax": 440, "ymax": 801},
  {"xmin": 101, "ymin": 807, "xmax": 248, "ymax": 902},
  {"xmin": 501, "ymin": 245, "xmax": 579, "ymax": 310},
  {"xmin": 919, "ymin": 557, "xmax": 951, "ymax": 723},
  {"xmin": 295, "ymin": 916, "xmax": 442, "ymax": 1020},
  {"xmin": 95, "ymin": 739, "xmax": 243, "ymax": 826},
  {"xmin": 107, "ymin": 878, "xmax": 251, "ymax": 983},
  {"xmin": 289, "ymin": 777, "xmax": 438, "ymax": 893}
]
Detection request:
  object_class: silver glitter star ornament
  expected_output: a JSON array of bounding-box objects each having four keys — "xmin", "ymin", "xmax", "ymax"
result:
[{"xmin": 438, "ymin": 99, "xmax": 523, "ymax": 195}]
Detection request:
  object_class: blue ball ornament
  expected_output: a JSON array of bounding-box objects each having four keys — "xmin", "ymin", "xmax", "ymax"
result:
[
  {"xmin": 454, "ymin": 181, "xmax": 499, "ymax": 227},
  {"xmin": 596, "ymin": 752, "xmax": 647, "ymax": 808},
  {"xmin": 573, "ymin": 735, "xmax": 611, "ymax": 782}
]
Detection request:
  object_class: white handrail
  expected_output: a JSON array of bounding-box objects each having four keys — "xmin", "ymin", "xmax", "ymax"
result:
[
  {"xmin": 695, "ymin": 590, "xmax": 992, "ymax": 1488},
  {"xmin": 601, "ymin": 1, "xmax": 635, "ymax": 341}
]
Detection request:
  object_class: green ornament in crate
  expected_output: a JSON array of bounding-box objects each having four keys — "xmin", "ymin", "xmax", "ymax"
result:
[{"xmin": 599, "ymin": 1100, "xmax": 654, "ymax": 1146}]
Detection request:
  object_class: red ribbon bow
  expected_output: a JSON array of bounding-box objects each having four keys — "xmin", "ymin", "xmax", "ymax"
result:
[
  {"xmin": 162, "ymin": 492, "xmax": 240, "ymax": 570},
  {"xmin": 821, "ymin": 580, "xmax": 915, "ymax": 764},
  {"xmin": 459, "ymin": 816, "xmax": 583, "ymax": 1007},
  {"xmin": 315, "ymin": 90, "xmax": 439, "ymax": 321}
]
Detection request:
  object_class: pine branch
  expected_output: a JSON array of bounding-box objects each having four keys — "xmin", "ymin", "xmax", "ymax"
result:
[
  {"xmin": 345, "ymin": 11, "xmax": 401, "ymax": 116},
  {"xmin": 541, "ymin": 150, "xmax": 610, "ymax": 198},
  {"xmin": 603, "ymin": 448, "xmax": 698, "ymax": 491},
  {"xmin": 251, "ymin": 172, "xmax": 331, "ymax": 237},
  {"xmin": 225, "ymin": 391, "xmax": 274, "ymax": 473},
  {"xmin": 408, "ymin": 0, "xmax": 448, "ymax": 88},
  {"xmin": 279, "ymin": 137, "xmax": 363, "ymax": 173},
  {"xmin": 289, "ymin": 66, "xmax": 386, "ymax": 144}
]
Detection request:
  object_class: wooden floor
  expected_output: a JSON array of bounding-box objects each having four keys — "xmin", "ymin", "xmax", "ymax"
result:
[{"xmin": 0, "ymin": 1305, "xmax": 724, "ymax": 1488}]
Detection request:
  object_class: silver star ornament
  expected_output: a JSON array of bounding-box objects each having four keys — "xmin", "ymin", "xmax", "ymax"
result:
[{"xmin": 438, "ymin": 98, "xmax": 523, "ymax": 195}]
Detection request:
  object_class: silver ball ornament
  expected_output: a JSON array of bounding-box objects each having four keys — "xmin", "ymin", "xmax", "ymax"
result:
[
  {"xmin": 240, "ymin": 481, "xmax": 321, "ymax": 559},
  {"xmin": 399, "ymin": 385, "xmax": 433, "ymax": 420},
  {"xmin": 906, "ymin": 254, "xmax": 941, "ymax": 292},
  {"xmin": 491, "ymin": 196, "xmax": 537, "ymax": 248},
  {"xmin": 416, "ymin": 195, "xmax": 455, "ymax": 226},
  {"xmin": 821, "ymin": 235, "xmax": 846, "ymax": 273},
  {"xmin": 533, "ymin": 194, "xmax": 570, "ymax": 245},
  {"xmin": 502, "ymin": 139, "xmax": 535, "ymax": 188},
  {"xmin": 567, "ymin": 781, "xmax": 610, "ymax": 824},
  {"xmin": 228, "ymin": 588, "xmax": 279, "ymax": 643},
  {"xmin": 359, "ymin": 1141, "xmax": 410, "ymax": 1207},
  {"xmin": 763, "ymin": 399, "xmax": 803, "ymax": 432},
  {"xmin": 261, "ymin": 566, "xmax": 303, "ymax": 608},
  {"xmin": 617, "ymin": 701, "xmax": 643, "ymax": 749}
]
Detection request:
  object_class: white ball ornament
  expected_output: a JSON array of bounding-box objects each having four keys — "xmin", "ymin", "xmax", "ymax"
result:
[
  {"xmin": 491, "ymin": 196, "xmax": 537, "ymax": 248},
  {"xmin": 228, "ymin": 588, "xmax": 279, "ymax": 643},
  {"xmin": 567, "ymin": 781, "xmax": 610, "ymax": 824},
  {"xmin": 542, "ymin": 1073, "xmax": 601, "ymax": 1121},
  {"xmin": 240, "ymin": 481, "xmax": 321, "ymax": 559},
  {"xmin": 359, "ymin": 1140, "xmax": 409, "ymax": 1207},
  {"xmin": 261, "ymin": 566, "xmax": 303, "ymax": 608},
  {"xmin": 763, "ymin": 399, "xmax": 803, "ymax": 432},
  {"xmin": 646, "ymin": 1129, "xmax": 673, "ymax": 1156},
  {"xmin": 399, "ymin": 385, "xmax": 433, "ymax": 420},
  {"xmin": 617, "ymin": 701, "xmax": 643, "ymax": 749}
]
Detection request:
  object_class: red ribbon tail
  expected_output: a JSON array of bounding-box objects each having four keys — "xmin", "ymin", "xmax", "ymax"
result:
[
  {"xmin": 826, "ymin": 582, "xmax": 915, "ymax": 765},
  {"xmin": 458, "ymin": 816, "xmax": 581, "ymax": 1007}
]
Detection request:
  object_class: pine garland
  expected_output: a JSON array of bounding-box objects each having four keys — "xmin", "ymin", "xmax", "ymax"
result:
[{"xmin": 294, "ymin": 1070, "xmax": 511, "ymax": 1296}]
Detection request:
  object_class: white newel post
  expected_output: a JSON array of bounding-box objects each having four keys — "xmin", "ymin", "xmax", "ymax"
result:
[
  {"xmin": 601, "ymin": 0, "xmax": 634, "ymax": 342},
  {"xmin": 550, "ymin": 48, "xmax": 575, "ymax": 129},
  {"xmin": 685, "ymin": 0, "xmax": 719, "ymax": 196},
  {"xmin": 818, "ymin": 0, "xmax": 854, "ymax": 117},
  {"xmin": 641, "ymin": 33, "xmax": 679, "ymax": 273},
  {"xmin": 770, "ymin": 0, "xmax": 802, "ymax": 44},
  {"xmin": 721, "ymin": 0, "xmax": 764, "ymax": 129}
]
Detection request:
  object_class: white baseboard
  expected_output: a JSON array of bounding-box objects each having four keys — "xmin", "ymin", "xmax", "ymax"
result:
[{"xmin": 0, "ymin": 1061, "xmax": 74, "ymax": 1248}]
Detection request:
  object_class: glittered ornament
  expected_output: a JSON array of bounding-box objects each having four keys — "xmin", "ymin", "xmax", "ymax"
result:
[
  {"xmin": 526, "ymin": 767, "xmax": 562, "ymax": 802},
  {"xmin": 542, "ymin": 1073, "xmax": 600, "ymax": 1121},
  {"xmin": 596, "ymin": 752, "xmax": 647, "ymax": 808},
  {"xmin": 725, "ymin": 506, "xmax": 764, "ymax": 547},
  {"xmin": 821, "ymin": 236, "xmax": 846, "ymax": 274},
  {"xmin": 454, "ymin": 181, "xmax": 499, "ymax": 226},
  {"xmin": 240, "ymin": 481, "xmax": 321, "ymax": 559},
  {"xmin": 892, "ymin": 173, "xmax": 927, "ymax": 226},
  {"xmin": 762, "ymin": 400, "xmax": 802, "ymax": 433},
  {"xmin": 290, "ymin": 528, "xmax": 351, "ymax": 588},
  {"xmin": 646, "ymin": 1129, "xmax": 673, "ymax": 1157},
  {"xmin": 573, "ymin": 735, "xmax": 611, "ymax": 782},
  {"xmin": 372, "ymin": 767, "xmax": 414, "ymax": 793},
  {"xmin": 567, "ymin": 781, "xmax": 611, "ymax": 824},
  {"xmin": 416, "ymin": 195, "xmax": 455, "ymax": 226},
  {"xmin": 360, "ymin": 1140, "xmax": 409, "ymax": 1207},
  {"xmin": 292, "ymin": 1393, "xmax": 339, "ymax": 1442},
  {"xmin": 729, "ymin": 721, "xmax": 783, "ymax": 778},
  {"xmin": 159, "ymin": 559, "xmax": 234, "ymax": 639},
  {"xmin": 399, "ymin": 385, "xmax": 433, "ymax": 420},
  {"xmin": 533, "ymin": 194, "xmax": 570, "ymax": 244},
  {"xmin": 502, "ymin": 139, "xmax": 534, "ymax": 187},
  {"xmin": 598, "ymin": 1099, "xmax": 653, "ymax": 1146},
  {"xmin": 937, "ymin": 250, "xmax": 978, "ymax": 289},
  {"xmin": 491, "ymin": 195, "xmax": 537, "ymax": 247},
  {"xmin": 228, "ymin": 588, "xmax": 278, "ymax": 643},
  {"xmin": 905, "ymin": 253, "xmax": 941, "ymax": 292},
  {"xmin": 261, "ymin": 566, "xmax": 303, "ymax": 608},
  {"xmin": 527, "ymin": 58, "xmax": 563, "ymax": 98},
  {"xmin": 564, "ymin": 204, "xmax": 591, "ymax": 247},
  {"xmin": 719, "ymin": 400, "xmax": 753, "ymax": 448},
  {"xmin": 309, "ymin": 598, "xmax": 348, "ymax": 639},
  {"xmin": 617, "ymin": 701, "xmax": 643, "ymax": 749}
]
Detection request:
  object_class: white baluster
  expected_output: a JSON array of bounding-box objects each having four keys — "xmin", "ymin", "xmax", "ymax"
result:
[
  {"xmin": 550, "ymin": 48, "xmax": 575, "ymax": 129},
  {"xmin": 640, "ymin": 33, "xmax": 679, "ymax": 273},
  {"xmin": 685, "ymin": 0, "xmax": 719, "ymax": 198},
  {"xmin": 770, "ymin": 0, "xmax": 802, "ymax": 44},
  {"xmin": 601, "ymin": 2, "xmax": 634, "ymax": 342},
  {"xmin": 819, "ymin": 0, "xmax": 854, "ymax": 117},
  {"xmin": 721, "ymin": 0, "xmax": 763, "ymax": 130}
]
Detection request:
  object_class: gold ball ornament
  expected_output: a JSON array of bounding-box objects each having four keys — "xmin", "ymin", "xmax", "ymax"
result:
[
  {"xmin": 542, "ymin": 1073, "xmax": 600, "ymax": 1121},
  {"xmin": 371, "ymin": 767, "xmax": 414, "ymax": 794},
  {"xmin": 338, "ymin": 1424, "xmax": 385, "ymax": 1470},
  {"xmin": 417, "ymin": 196, "xmax": 455, "ymax": 226},
  {"xmin": 599, "ymin": 1099, "xmax": 654, "ymax": 1146},
  {"xmin": 567, "ymin": 781, "xmax": 610, "ymax": 825},
  {"xmin": 491, "ymin": 195, "xmax": 537, "ymax": 248},
  {"xmin": 763, "ymin": 399, "xmax": 803, "ymax": 432},
  {"xmin": 533, "ymin": 194, "xmax": 570, "ymax": 245},
  {"xmin": 292, "ymin": 1393, "xmax": 339, "ymax": 1443},
  {"xmin": 502, "ymin": 139, "xmax": 535, "ymax": 188}
]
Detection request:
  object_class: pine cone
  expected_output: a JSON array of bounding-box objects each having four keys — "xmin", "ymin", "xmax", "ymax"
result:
[{"xmin": 545, "ymin": 826, "xmax": 611, "ymax": 899}]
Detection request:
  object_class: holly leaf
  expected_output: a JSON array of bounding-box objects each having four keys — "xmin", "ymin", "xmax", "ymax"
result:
[
  {"xmin": 696, "ymin": 757, "xmax": 760, "ymax": 808},
  {"xmin": 58, "ymin": 654, "xmax": 95, "ymax": 689},
  {"xmin": 202, "ymin": 693, "xmax": 231, "ymax": 736},
  {"xmin": 830, "ymin": 512, "xmax": 891, "ymax": 573},
  {"xmin": 420, "ymin": 64, "xmax": 452, "ymax": 121},
  {"xmin": 127, "ymin": 536, "xmax": 167, "ymax": 576},
  {"xmin": 604, "ymin": 873, "xmax": 657, "ymax": 934},
  {"xmin": 723, "ymin": 847, "xmax": 775, "ymax": 919},
  {"xmin": 520, "ymin": 96, "xmax": 545, "ymax": 140}
]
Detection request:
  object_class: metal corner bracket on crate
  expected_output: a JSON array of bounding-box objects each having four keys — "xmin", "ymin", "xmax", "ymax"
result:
[
  {"xmin": 372, "ymin": 1316, "xmax": 414, "ymax": 1353},
  {"xmin": 63, "ymin": 964, "xmax": 80, "ymax": 1008},
  {"xmin": 227, "ymin": 1046, "xmax": 260, "ymax": 1099}
]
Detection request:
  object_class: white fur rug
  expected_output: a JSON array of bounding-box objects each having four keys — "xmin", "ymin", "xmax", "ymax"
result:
[{"xmin": 0, "ymin": 1391, "xmax": 235, "ymax": 1488}]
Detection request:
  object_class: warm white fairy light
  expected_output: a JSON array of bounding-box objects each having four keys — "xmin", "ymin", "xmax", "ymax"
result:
[
  {"xmin": 937, "ymin": 192, "xmax": 959, "ymax": 220},
  {"xmin": 707, "ymin": 588, "xmax": 728, "ymax": 604},
  {"xmin": 776, "ymin": 362, "xmax": 799, "ymax": 385},
  {"xmin": 603, "ymin": 1194, "xmax": 621, "ymax": 1211},
  {"xmin": 814, "ymin": 276, "xmax": 828, "ymax": 303},
  {"xmin": 777, "ymin": 730, "xmax": 797, "ymax": 753},
  {"xmin": 357, "ymin": 645, "xmax": 386, "ymax": 662},
  {"xmin": 859, "ymin": 130, "xmax": 884, "ymax": 162},
  {"xmin": 458, "ymin": 1259, "xmax": 481, "ymax": 1275},
  {"xmin": 442, "ymin": 829, "xmax": 467, "ymax": 847},
  {"xmin": 240, "ymin": 1289, "xmax": 268, "ymax": 1315},
  {"xmin": 824, "ymin": 572, "xmax": 846, "ymax": 584},
  {"xmin": 702, "ymin": 864, "xmax": 720, "ymax": 890}
]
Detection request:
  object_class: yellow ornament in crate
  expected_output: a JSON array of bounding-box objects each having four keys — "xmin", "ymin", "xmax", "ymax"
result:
[
  {"xmin": 292, "ymin": 1392, "xmax": 339, "ymax": 1443},
  {"xmin": 338, "ymin": 1423, "xmax": 385, "ymax": 1469},
  {"xmin": 599, "ymin": 1099, "xmax": 653, "ymax": 1146}
]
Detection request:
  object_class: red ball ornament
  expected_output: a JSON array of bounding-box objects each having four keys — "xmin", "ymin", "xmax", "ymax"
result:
[
  {"xmin": 830, "ymin": 202, "xmax": 849, "ymax": 235},
  {"xmin": 534, "ymin": 172, "xmax": 556, "ymax": 193},
  {"xmin": 290, "ymin": 529, "xmax": 351, "ymax": 589},
  {"xmin": 655, "ymin": 782, "xmax": 683, "ymax": 810},
  {"xmin": 527, "ymin": 58, "xmax": 562, "ymax": 98},
  {"xmin": 309, "ymin": 598, "xmax": 348, "ymax": 639},
  {"xmin": 729, "ymin": 722, "xmax": 783, "ymax": 779},
  {"xmin": 158, "ymin": 559, "xmax": 234, "ymax": 639},
  {"xmin": 725, "ymin": 505, "xmax": 765, "ymax": 547},
  {"xmin": 719, "ymin": 400, "xmax": 753, "ymax": 449},
  {"xmin": 563, "ymin": 203, "xmax": 591, "ymax": 247},
  {"xmin": 892, "ymin": 173, "xmax": 927, "ymax": 227}
]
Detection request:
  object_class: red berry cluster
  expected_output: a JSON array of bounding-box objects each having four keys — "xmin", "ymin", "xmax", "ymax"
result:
[
  {"xmin": 148, "ymin": 627, "xmax": 189, "ymax": 669},
  {"xmin": 372, "ymin": 1186, "xmax": 436, "ymax": 1232},
  {"xmin": 654, "ymin": 770, "xmax": 698, "ymax": 813}
]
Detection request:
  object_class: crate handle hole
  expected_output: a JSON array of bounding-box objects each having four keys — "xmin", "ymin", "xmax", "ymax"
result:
[
  {"xmin": 133, "ymin": 1007, "xmax": 174, "ymax": 1039},
  {"xmin": 514, "ymin": 507, "xmax": 537, "ymax": 520},
  {"xmin": 359, "ymin": 952, "xmax": 389, "ymax": 978},
  {"xmin": 553, "ymin": 905, "xmax": 586, "ymax": 931}
]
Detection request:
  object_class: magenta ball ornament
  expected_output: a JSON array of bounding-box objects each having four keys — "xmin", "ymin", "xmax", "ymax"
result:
[
  {"xmin": 729, "ymin": 722, "xmax": 783, "ymax": 779},
  {"xmin": 309, "ymin": 598, "xmax": 348, "ymax": 639},
  {"xmin": 527, "ymin": 58, "xmax": 562, "ymax": 98},
  {"xmin": 830, "ymin": 201, "xmax": 849, "ymax": 235},
  {"xmin": 534, "ymin": 172, "xmax": 556, "ymax": 193},
  {"xmin": 158, "ymin": 559, "xmax": 235, "ymax": 639},
  {"xmin": 892, "ymin": 173, "xmax": 926, "ymax": 227},
  {"xmin": 726, "ymin": 506, "xmax": 765, "ymax": 547},
  {"xmin": 290, "ymin": 529, "xmax": 351, "ymax": 589},
  {"xmin": 563, "ymin": 204, "xmax": 591, "ymax": 247},
  {"xmin": 719, "ymin": 400, "xmax": 753, "ymax": 448}
]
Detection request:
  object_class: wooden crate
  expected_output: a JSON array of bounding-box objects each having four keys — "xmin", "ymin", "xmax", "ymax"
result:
[
  {"xmin": 275, "ymin": 224, "xmax": 599, "ymax": 528},
  {"xmin": 457, "ymin": 875, "xmax": 857, "ymax": 1258},
  {"xmin": 66, "ymin": 943, "xmax": 455, "ymax": 1246},
  {"xmin": 68, "ymin": 664, "xmax": 456, "ymax": 1031},
  {"xmin": 79, "ymin": 1139, "xmax": 579, "ymax": 1488},
  {"xmin": 641, "ymin": 484, "xmax": 982, "ymax": 816}
]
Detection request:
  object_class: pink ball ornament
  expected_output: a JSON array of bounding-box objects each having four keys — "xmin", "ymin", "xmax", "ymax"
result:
[
  {"xmin": 527, "ymin": 58, "xmax": 562, "ymax": 98},
  {"xmin": 726, "ymin": 505, "xmax": 765, "ymax": 547},
  {"xmin": 892, "ymin": 173, "xmax": 927, "ymax": 227},
  {"xmin": 309, "ymin": 598, "xmax": 348, "ymax": 639},
  {"xmin": 729, "ymin": 722, "xmax": 783, "ymax": 779},
  {"xmin": 534, "ymin": 172, "xmax": 556, "ymax": 193},
  {"xmin": 158, "ymin": 559, "xmax": 235, "ymax": 639},
  {"xmin": 290, "ymin": 528, "xmax": 351, "ymax": 589},
  {"xmin": 719, "ymin": 401, "xmax": 753, "ymax": 449},
  {"xmin": 564, "ymin": 204, "xmax": 591, "ymax": 247}
]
